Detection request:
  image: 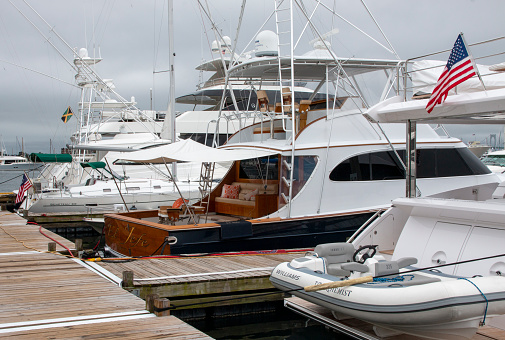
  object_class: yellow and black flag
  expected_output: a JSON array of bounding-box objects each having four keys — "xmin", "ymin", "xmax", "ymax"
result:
[{"xmin": 61, "ymin": 106, "xmax": 73, "ymax": 123}]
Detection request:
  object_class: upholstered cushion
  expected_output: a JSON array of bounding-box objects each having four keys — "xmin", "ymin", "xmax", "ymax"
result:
[
  {"xmin": 215, "ymin": 196, "xmax": 255, "ymax": 206},
  {"xmin": 244, "ymin": 188, "xmax": 259, "ymax": 201},
  {"xmin": 221, "ymin": 184, "xmax": 240, "ymax": 199}
]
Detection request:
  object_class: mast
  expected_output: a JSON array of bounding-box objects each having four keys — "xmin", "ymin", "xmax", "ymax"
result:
[{"xmin": 168, "ymin": 0, "xmax": 177, "ymax": 179}]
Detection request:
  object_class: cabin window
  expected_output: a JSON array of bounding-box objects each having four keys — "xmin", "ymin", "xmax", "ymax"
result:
[
  {"xmin": 330, "ymin": 151, "xmax": 403, "ymax": 181},
  {"xmin": 238, "ymin": 155, "xmax": 279, "ymax": 180},
  {"xmin": 330, "ymin": 148, "xmax": 490, "ymax": 182}
]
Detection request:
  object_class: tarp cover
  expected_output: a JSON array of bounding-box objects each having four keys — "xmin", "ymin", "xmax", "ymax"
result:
[
  {"xmin": 80, "ymin": 162, "xmax": 106, "ymax": 169},
  {"xmin": 29, "ymin": 153, "xmax": 72, "ymax": 163},
  {"xmin": 104, "ymin": 138, "xmax": 278, "ymax": 164},
  {"xmin": 411, "ymin": 60, "xmax": 505, "ymax": 95}
]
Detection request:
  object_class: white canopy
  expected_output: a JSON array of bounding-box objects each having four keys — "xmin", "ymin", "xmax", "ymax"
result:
[
  {"xmin": 364, "ymin": 88, "xmax": 505, "ymax": 124},
  {"xmin": 104, "ymin": 138, "xmax": 278, "ymax": 164}
]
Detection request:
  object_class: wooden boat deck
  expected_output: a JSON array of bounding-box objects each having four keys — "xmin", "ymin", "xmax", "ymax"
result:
[
  {"xmin": 285, "ymin": 296, "xmax": 505, "ymax": 340},
  {"xmin": 0, "ymin": 212, "xmax": 212, "ymax": 339}
]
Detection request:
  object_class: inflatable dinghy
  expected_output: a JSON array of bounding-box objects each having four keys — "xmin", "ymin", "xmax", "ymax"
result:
[{"xmin": 270, "ymin": 242, "xmax": 505, "ymax": 339}]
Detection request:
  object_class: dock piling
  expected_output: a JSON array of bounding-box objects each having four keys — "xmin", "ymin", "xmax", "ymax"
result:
[
  {"xmin": 154, "ymin": 298, "xmax": 171, "ymax": 316},
  {"xmin": 146, "ymin": 294, "xmax": 160, "ymax": 313},
  {"xmin": 122, "ymin": 270, "xmax": 134, "ymax": 289}
]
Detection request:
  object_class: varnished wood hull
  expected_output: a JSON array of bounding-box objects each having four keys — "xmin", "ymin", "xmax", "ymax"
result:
[{"xmin": 104, "ymin": 210, "xmax": 374, "ymax": 257}]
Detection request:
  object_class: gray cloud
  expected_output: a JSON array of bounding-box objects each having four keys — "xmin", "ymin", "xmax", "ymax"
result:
[{"xmin": 1, "ymin": 0, "xmax": 504, "ymax": 153}]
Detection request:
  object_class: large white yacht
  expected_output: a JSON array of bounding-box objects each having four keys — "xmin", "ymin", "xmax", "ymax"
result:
[{"xmin": 102, "ymin": 9, "xmax": 501, "ymax": 257}]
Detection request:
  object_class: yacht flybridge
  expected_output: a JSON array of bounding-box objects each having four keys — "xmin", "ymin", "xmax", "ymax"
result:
[{"xmin": 102, "ymin": 0, "xmax": 501, "ymax": 258}]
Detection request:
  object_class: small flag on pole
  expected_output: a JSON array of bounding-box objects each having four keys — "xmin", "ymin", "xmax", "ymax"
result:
[
  {"xmin": 426, "ymin": 33, "xmax": 477, "ymax": 113},
  {"xmin": 61, "ymin": 106, "xmax": 73, "ymax": 123},
  {"xmin": 15, "ymin": 174, "xmax": 33, "ymax": 204}
]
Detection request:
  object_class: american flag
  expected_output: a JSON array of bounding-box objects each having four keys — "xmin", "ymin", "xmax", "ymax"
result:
[
  {"xmin": 15, "ymin": 174, "xmax": 33, "ymax": 204},
  {"xmin": 426, "ymin": 34, "xmax": 477, "ymax": 113}
]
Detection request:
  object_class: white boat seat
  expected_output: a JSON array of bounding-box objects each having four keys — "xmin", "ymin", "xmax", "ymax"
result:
[
  {"xmin": 340, "ymin": 262, "xmax": 369, "ymax": 273},
  {"xmin": 314, "ymin": 243, "xmax": 355, "ymax": 276}
]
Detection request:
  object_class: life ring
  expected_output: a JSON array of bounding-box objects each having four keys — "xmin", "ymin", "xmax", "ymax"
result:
[{"xmin": 172, "ymin": 198, "xmax": 189, "ymax": 209}]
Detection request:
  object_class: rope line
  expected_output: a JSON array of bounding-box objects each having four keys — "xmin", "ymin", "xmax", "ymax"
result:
[
  {"xmin": 0, "ymin": 215, "xmax": 74, "ymax": 258},
  {"xmin": 459, "ymin": 278, "xmax": 489, "ymax": 325}
]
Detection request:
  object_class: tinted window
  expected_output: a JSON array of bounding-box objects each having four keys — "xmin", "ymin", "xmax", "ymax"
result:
[
  {"xmin": 330, "ymin": 151, "xmax": 403, "ymax": 181},
  {"xmin": 456, "ymin": 148, "xmax": 491, "ymax": 175},
  {"xmin": 239, "ymin": 156, "xmax": 279, "ymax": 180},
  {"xmin": 330, "ymin": 147, "xmax": 490, "ymax": 182}
]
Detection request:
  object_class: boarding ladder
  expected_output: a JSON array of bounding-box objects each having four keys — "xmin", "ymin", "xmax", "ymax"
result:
[
  {"xmin": 198, "ymin": 162, "xmax": 215, "ymax": 219},
  {"xmin": 274, "ymin": 0, "xmax": 296, "ymax": 214}
]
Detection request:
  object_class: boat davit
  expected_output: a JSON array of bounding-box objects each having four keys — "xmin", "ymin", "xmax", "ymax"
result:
[{"xmin": 270, "ymin": 242, "xmax": 505, "ymax": 339}]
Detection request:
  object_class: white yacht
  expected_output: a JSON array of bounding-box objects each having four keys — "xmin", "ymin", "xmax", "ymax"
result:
[{"xmin": 102, "ymin": 20, "xmax": 501, "ymax": 257}]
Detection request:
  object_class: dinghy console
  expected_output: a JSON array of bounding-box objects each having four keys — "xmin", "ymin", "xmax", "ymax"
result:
[{"xmin": 289, "ymin": 242, "xmax": 418, "ymax": 278}]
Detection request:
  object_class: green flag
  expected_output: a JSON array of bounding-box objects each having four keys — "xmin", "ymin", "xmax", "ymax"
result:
[{"xmin": 61, "ymin": 106, "xmax": 73, "ymax": 123}]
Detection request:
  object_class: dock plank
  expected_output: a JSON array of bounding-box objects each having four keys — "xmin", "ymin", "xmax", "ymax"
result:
[{"xmin": 0, "ymin": 213, "xmax": 213, "ymax": 339}]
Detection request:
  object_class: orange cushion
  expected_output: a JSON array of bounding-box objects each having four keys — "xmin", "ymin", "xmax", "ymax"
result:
[
  {"xmin": 172, "ymin": 198, "xmax": 189, "ymax": 209},
  {"xmin": 221, "ymin": 184, "xmax": 240, "ymax": 199}
]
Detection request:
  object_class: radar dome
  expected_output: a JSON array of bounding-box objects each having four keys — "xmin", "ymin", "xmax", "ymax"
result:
[
  {"xmin": 211, "ymin": 36, "xmax": 232, "ymax": 54},
  {"xmin": 79, "ymin": 48, "xmax": 89, "ymax": 59},
  {"xmin": 255, "ymin": 30, "xmax": 278, "ymax": 57}
]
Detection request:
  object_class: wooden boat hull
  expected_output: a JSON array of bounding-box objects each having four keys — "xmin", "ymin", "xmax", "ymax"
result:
[{"xmin": 103, "ymin": 210, "xmax": 374, "ymax": 257}]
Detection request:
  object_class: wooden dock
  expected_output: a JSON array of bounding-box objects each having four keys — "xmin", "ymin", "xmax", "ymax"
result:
[
  {"xmin": 91, "ymin": 251, "xmax": 304, "ymax": 313},
  {"xmin": 0, "ymin": 212, "xmax": 212, "ymax": 339}
]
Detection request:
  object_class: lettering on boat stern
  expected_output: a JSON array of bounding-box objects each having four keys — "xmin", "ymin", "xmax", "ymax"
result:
[
  {"xmin": 276, "ymin": 269, "xmax": 300, "ymax": 281},
  {"xmin": 106, "ymin": 223, "xmax": 149, "ymax": 248},
  {"xmin": 313, "ymin": 280, "xmax": 352, "ymax": 297}
]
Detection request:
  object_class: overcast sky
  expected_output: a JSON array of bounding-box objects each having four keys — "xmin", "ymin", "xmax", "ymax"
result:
[{"xmin": 1, "ymin": 0, "xmax": 504, "ymax": 154}]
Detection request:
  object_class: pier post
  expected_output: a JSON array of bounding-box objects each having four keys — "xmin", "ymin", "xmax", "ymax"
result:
[
  {"xmin": 75, "ymin": 239, "xmax": 83, "ymax": 252},
  {"xmin": 154, "ymin": 298, "xmax": 171, "ymax": 316},
  {"xmin": 122, "ymin": 271, "xmax": 134, "ymax": 289},
  {"xmin": 48, "ymin": 242, "xmax": 56, "ymax": 252},
  {"xmin": 146, "ymin": 294, "xmax": 160, "ymax": 313}
]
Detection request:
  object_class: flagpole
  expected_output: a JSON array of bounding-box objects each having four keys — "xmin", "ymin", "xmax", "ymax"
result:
[
  {"xmin": 460, "ymin": 32, "xmax": 487, "ymax": 91},
  {"xmin": 21, "ymin": 171, "xmax": 32, "ymax": 211}
]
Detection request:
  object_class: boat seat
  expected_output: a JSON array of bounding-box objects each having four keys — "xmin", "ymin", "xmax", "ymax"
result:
[
  {"xmin": 314, "ymin": 243, "xmax": 355, "ymax": 276},
  {"xmin": 396, "ymin": 257, "xmax": 418, "ymax": 268},
  {"xmin": 375, "ymin": 257, "xmax": 418, "ymax": 277},
  {"xmin": 375, "ymin": 260, "xmax": 399, "ymax": 277},
  {"xmin": 340, "ymin": 262, "xmax": 369, "ymax": 273}
]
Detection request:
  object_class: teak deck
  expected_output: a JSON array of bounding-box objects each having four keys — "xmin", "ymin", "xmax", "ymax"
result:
[{"xmin": 0, "ymin": 212, "xmax": 212, "ymax": 339}]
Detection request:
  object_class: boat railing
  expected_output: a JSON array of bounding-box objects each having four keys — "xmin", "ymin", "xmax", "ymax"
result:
[
  {"xmin": 346, "ymin": 208, "xmax": 387, "ymax": 244},
  {"xmin": 399, "ymin": 35, "xmax": 505, "ymax": 102}
]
